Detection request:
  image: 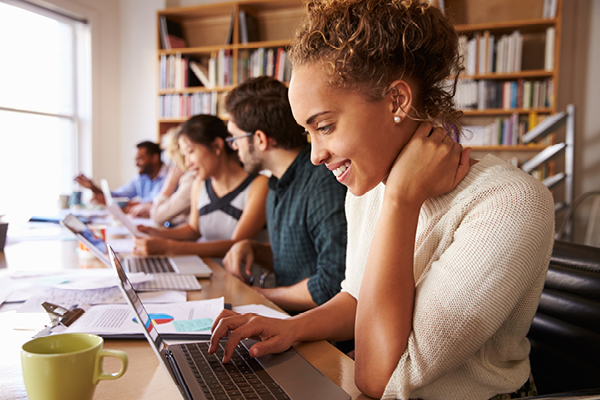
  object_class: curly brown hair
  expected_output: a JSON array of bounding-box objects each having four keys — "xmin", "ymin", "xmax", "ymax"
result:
[{"xmin": 289, "ymin": 0, "xmax": 463, "ymax": 130}]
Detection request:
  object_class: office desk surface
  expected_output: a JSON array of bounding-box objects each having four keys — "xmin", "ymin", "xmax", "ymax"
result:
[{"xmin": 0, "ymin": 239, "xmax": 368, "ymax": 400}]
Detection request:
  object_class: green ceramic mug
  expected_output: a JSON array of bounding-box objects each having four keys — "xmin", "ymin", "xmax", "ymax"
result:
[{"xmin": 21, "ymin": 333, "xmax": 128, "ymax": 400}]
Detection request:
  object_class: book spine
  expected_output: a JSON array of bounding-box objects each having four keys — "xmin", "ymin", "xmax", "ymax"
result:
[{"xmin": 545, "ymin": 27, "xmax": 555, "ymax": 71}]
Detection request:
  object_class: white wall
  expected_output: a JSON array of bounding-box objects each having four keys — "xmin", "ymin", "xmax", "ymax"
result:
[{"xmin": 118, "ymin": 0, "xmax": 165, "ymax": 184}]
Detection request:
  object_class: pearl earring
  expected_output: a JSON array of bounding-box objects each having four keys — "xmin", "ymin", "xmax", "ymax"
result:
[{"xmin": 394, "ymin": 116, "xmax": 402, "ymax": 124}]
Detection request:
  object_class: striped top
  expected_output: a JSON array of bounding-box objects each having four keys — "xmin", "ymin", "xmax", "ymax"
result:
[{"xmin": 197, "ymin": 174, "xmax": 268, "ymax": 243}]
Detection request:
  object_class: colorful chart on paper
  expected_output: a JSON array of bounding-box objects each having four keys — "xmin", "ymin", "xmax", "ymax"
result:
[{"xmin": 133, "ymin": 313, "xmax": 174, "ymax": 326}]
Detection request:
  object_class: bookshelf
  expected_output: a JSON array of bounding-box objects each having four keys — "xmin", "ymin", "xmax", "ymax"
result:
[
  {"xmin": 444, "ymin": 0, "xmax": 562, "ymax": 150},
  {"xmin": 442, "ymin": 0, "xmax": 570, "ymax": 212},
  {"xmin": 154, "ymin": 0, "xmax": 569, "ymax": 211},
  {"xmin": 156, "ymin": 0, "xmax": 304, "ymax": 138}
]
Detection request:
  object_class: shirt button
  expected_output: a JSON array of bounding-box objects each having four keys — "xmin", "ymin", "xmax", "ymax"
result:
[{"xmin": 274, "ymin": 226, "xmax": 278, "ymax": 230}]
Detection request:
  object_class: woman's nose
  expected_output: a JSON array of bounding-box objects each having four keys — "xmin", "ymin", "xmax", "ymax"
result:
[{"xmin": 309, "ymin": 136, "xmax": 330, "ymax": 166}]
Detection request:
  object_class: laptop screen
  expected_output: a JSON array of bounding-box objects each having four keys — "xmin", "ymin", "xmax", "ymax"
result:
[
  {"xmin": 108, "ymin": 244, "xmax": 164, "ymax": 353},
  {"xmin": 61, "ymin": 214, "xmax": 110, "ymax": 261}
]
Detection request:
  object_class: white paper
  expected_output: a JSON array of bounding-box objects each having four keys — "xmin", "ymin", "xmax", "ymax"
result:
[
  {"xmin": 52, "ymin": 297, "xmax": 224, "ymax": 336},
  {"xmin": 1, "ymin": 270, "xmax": 152, "ymax": 303},
  {"xmin": 16, "ymin": 287, "xmax": 187, "ymax": 313},
  {"xmin": 233, "ymin": 304, "xmax": 289, "ymax": 320},
  {"xmin": 52, "ymin": 271, "xmax": 150, "ymax": 290},
  {"xmin": 106, "ymin": 204, "xmax": 148, "ymax": 238}
]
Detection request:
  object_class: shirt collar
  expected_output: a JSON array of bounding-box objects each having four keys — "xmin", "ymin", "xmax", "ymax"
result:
[
  {"xmin": 268, "ymin": 145, "xmax": 311, "ymax": 192},
  {"xmin": 144, "ymin": 163, "xmax": 168, "ymax": 181}
]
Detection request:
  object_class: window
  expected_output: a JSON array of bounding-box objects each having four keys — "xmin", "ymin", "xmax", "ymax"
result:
[{"xmin": 0, "ymin": 1, "xmax": 90, "ymax": 216}]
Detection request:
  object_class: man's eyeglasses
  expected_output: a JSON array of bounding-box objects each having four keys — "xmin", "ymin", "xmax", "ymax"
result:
[{"xmin": 225, "ymin": 132, "xmax": 255, "ymax": 150}]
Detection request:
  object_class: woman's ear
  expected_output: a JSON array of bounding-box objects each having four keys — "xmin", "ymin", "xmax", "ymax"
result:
[
  {"xmin": 388, "ymin": 80, "xmax": 414, "ymax": 123},
  {"xmin": 212, "ymin": 137, "xmax": 225, "ymax": 156}
]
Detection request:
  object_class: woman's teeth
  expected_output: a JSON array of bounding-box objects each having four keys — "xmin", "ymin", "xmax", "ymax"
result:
[{"xmin": 332, "ymin": 162, "xmax": 350, "ymax": 177}]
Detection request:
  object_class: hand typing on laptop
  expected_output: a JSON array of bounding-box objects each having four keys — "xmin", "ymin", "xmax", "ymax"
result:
[{"xmin": 209, "ymin": 309, "xmax": 298, "ymax": 363}]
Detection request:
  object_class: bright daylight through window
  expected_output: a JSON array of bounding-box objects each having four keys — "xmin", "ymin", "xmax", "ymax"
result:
[{"xmin": 0, "ymin": 1, "xmax": 90, "ymax": 218}]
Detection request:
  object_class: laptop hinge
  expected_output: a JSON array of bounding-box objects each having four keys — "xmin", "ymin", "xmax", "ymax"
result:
[{"xmin": 164, "ymin": 349, "xmax": 194, "ymax": 400}]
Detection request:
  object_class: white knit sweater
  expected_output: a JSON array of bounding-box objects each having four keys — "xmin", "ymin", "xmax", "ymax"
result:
[{"xmin": 341, "ymin": 155, "xmax": 555, "ymax": 400}]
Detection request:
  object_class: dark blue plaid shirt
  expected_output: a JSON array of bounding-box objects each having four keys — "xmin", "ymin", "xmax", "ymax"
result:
[{"xmin": 267, "ymin": 145, "xmax": 347, "ymax": 305}]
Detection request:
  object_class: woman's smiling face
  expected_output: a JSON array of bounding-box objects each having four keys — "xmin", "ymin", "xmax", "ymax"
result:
[{"xmin": 288, "ymin": 64, "xmax": 409, "ymax": 196}]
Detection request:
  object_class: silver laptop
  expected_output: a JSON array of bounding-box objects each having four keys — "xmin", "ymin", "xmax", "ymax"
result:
[
  {"xmin": 61, "ymin": 214, "xmax": 211, "ymax": 290},
  {"xmin": 108, "ymin": 244, "xmax": 350, "ymax": 400},
  {"xmin": 100, "ymin": 178, "xmax": 116, "ymax": 206}
]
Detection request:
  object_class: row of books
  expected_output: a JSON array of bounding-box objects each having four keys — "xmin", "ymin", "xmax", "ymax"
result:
[
  {"xmin": 159, "ymin": 16, "xmax": 186, "ymax": 50},
  {"xmin": 159, "ymin": 51, "xmax": 227, "ymax": 90},
  {"xmin": 459, "ymin": 112, "xmax": 549, "ymax": 146},
  {"xmin": 460, "ymin": 114, "xmax": 524, "ymax": 146},
  {"xmin": 529, "ymin": 163, "xmax": 553, "ymax": 183},
  {"xmin": 456, "ymin": 78, "xmax": 554, "ymax": 111},
  {"xmin": 160, "ymin": 54, "xmax": 198, "ymax": 91},
  {"xmin": 238, "ymin": 47, "xmax": 292, "ymax": 84},
  {"xmin": 458, "ymin": 27, "xmax": 555, "ymax": 75},
  {"xmin": 158, "ymin": 92, "xmax": 219, "ymax": 119},
  {"xmin": 459, "ymin": 31, "xmax": 522, "ymax": 75},
  {"xmin": 160, "ymin": 9, "xmax": 259, "ymax": 50},
  {"xmin": 543, "ymin": 0, "xmax": 558, "ymax": 19},
  {"xmin": 159, "ymin": 47, "xmax": 292, "ymax": 91}
]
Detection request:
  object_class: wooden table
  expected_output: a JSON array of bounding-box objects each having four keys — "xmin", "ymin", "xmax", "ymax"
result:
[{"xmin": 0, "ymin": 238, "xmax": 368, "ymax": 400}]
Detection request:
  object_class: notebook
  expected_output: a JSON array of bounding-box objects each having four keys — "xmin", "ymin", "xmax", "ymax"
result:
[
  {"xmin": 106, "ymin": 203, "xmax": 149, "ymax": 238},
  {"xmin": 61, "ymin": 214, "xmax": 211, "ymax": 290},
  {"xmin": 108, "ymin": 244, "xmax": 350, "ymax": 400},
  {"xmin": 101, "ymin": 178, "xmax": 145, "ymax": 237}
]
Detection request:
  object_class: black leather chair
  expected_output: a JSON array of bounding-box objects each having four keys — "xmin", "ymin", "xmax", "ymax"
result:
[{"xmin": 527, "ymin": 240, "xmax": 600, "ymax": 395}]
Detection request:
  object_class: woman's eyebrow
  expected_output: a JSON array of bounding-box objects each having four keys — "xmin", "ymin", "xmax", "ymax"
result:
[{"xmin": 306, "ymin": 111, "xmax": 332, "ymax": 125}]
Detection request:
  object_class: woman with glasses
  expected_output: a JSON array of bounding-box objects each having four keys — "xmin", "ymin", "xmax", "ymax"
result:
[
  {"xmin": 134, "ymin": 114, "xmax": 269, "ymax": 262},
  {"xmin": 208, "ymin": 1, "xmax": 555, "ymax": 399}
]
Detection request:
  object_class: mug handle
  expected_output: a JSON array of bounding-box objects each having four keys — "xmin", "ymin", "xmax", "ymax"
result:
[{"xmin": 94, "ymin": 349, "xmax": 129, "ymax": 384}]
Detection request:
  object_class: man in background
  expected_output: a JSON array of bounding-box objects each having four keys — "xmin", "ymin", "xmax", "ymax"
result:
[
  {"xmin": 223, "ymin": 76, "xmax": 348, "ymax": 313},
  {"xmin": 75, "ymin": 141, "xmax": 167, "ymax": 216}
]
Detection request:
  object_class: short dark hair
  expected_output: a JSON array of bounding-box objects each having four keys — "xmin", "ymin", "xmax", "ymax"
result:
[
  {"xmin": 225, "ymin": 76, "xmax": 307, "ymax": 150},
  {"xmin": 177, "ymin": 114, "xmax": 235, "ymax": 156},
  {"xmin": 136, "ymin": 141, "xmax": 162, "ymax": 157}
]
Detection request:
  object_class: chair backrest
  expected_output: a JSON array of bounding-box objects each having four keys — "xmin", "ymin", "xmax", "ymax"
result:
[{"xmin": 527, "ymin": 240, "xmax": 600, "ymax": 394}]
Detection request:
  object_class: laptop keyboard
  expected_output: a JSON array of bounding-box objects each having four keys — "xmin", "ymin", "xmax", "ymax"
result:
[
  {"xmin": 181, "ymin": 342, "xmax": 290, "ymax": 400},
  {"xmin": 134, "ymin": 273, "xmax": 201, "ymax": 291},
  {"xmin": 129, "ymin": 256, "xmax": 176, "ymax": 273}
]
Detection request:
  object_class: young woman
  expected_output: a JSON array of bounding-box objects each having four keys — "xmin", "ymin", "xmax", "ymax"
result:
[
  {"xmin": 208, "ymin": 1, "xmax": 555, "ymax": 399},
  {"xmin": 134, "ymin": 114, "xmax": 269, "ymax": 260},
  {"xmin": 148, "ymin": 126, "xmax": 195, "ymax": 226}
]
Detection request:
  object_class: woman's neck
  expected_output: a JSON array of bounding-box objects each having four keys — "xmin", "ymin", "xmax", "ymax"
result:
[{"xmin": 210, "ymin": 157, "xmax": 249, "ymax": 197}]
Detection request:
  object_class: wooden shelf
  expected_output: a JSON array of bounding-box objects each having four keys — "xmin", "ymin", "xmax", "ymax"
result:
[
  {"xmin": 469, "ymin": 145, "xmax": 548, "ymax": 151},
  {"xmin": 461, "ymin": 70, "xmax": 554, "ymax": 80},
  {"xmin": 234, "ymin": 39, "xmax": 291, "ymax": 50},
  {"xmin": 158, "ymin": 118, "xmax": 191, "ymax": 123},
  {"xmin": 462, "ymin": 108, "xmax": 553, "ymax": 116},
  {"xmin": 156, "ymin": 0, "xmax": 304, "ymax": 133},
  {"xmin": 455, "ymin": 18, "xmax": 556, "ymax": 34},
  {"xmin": 158, "ymin": 40, "xmax": 292, "ymax": 56},
  {"xmin": 158, "ymin": 86, "xmax": 234, "ymax": 95}
]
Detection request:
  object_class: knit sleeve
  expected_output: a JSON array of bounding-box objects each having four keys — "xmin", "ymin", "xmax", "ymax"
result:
[
  {"xmin": 150, "ymin": 172, "xmax": 194, "ymax": 225},
  {"xmin": 383, "ymin": 176, "xmax": 555, "ymax": 399}
]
